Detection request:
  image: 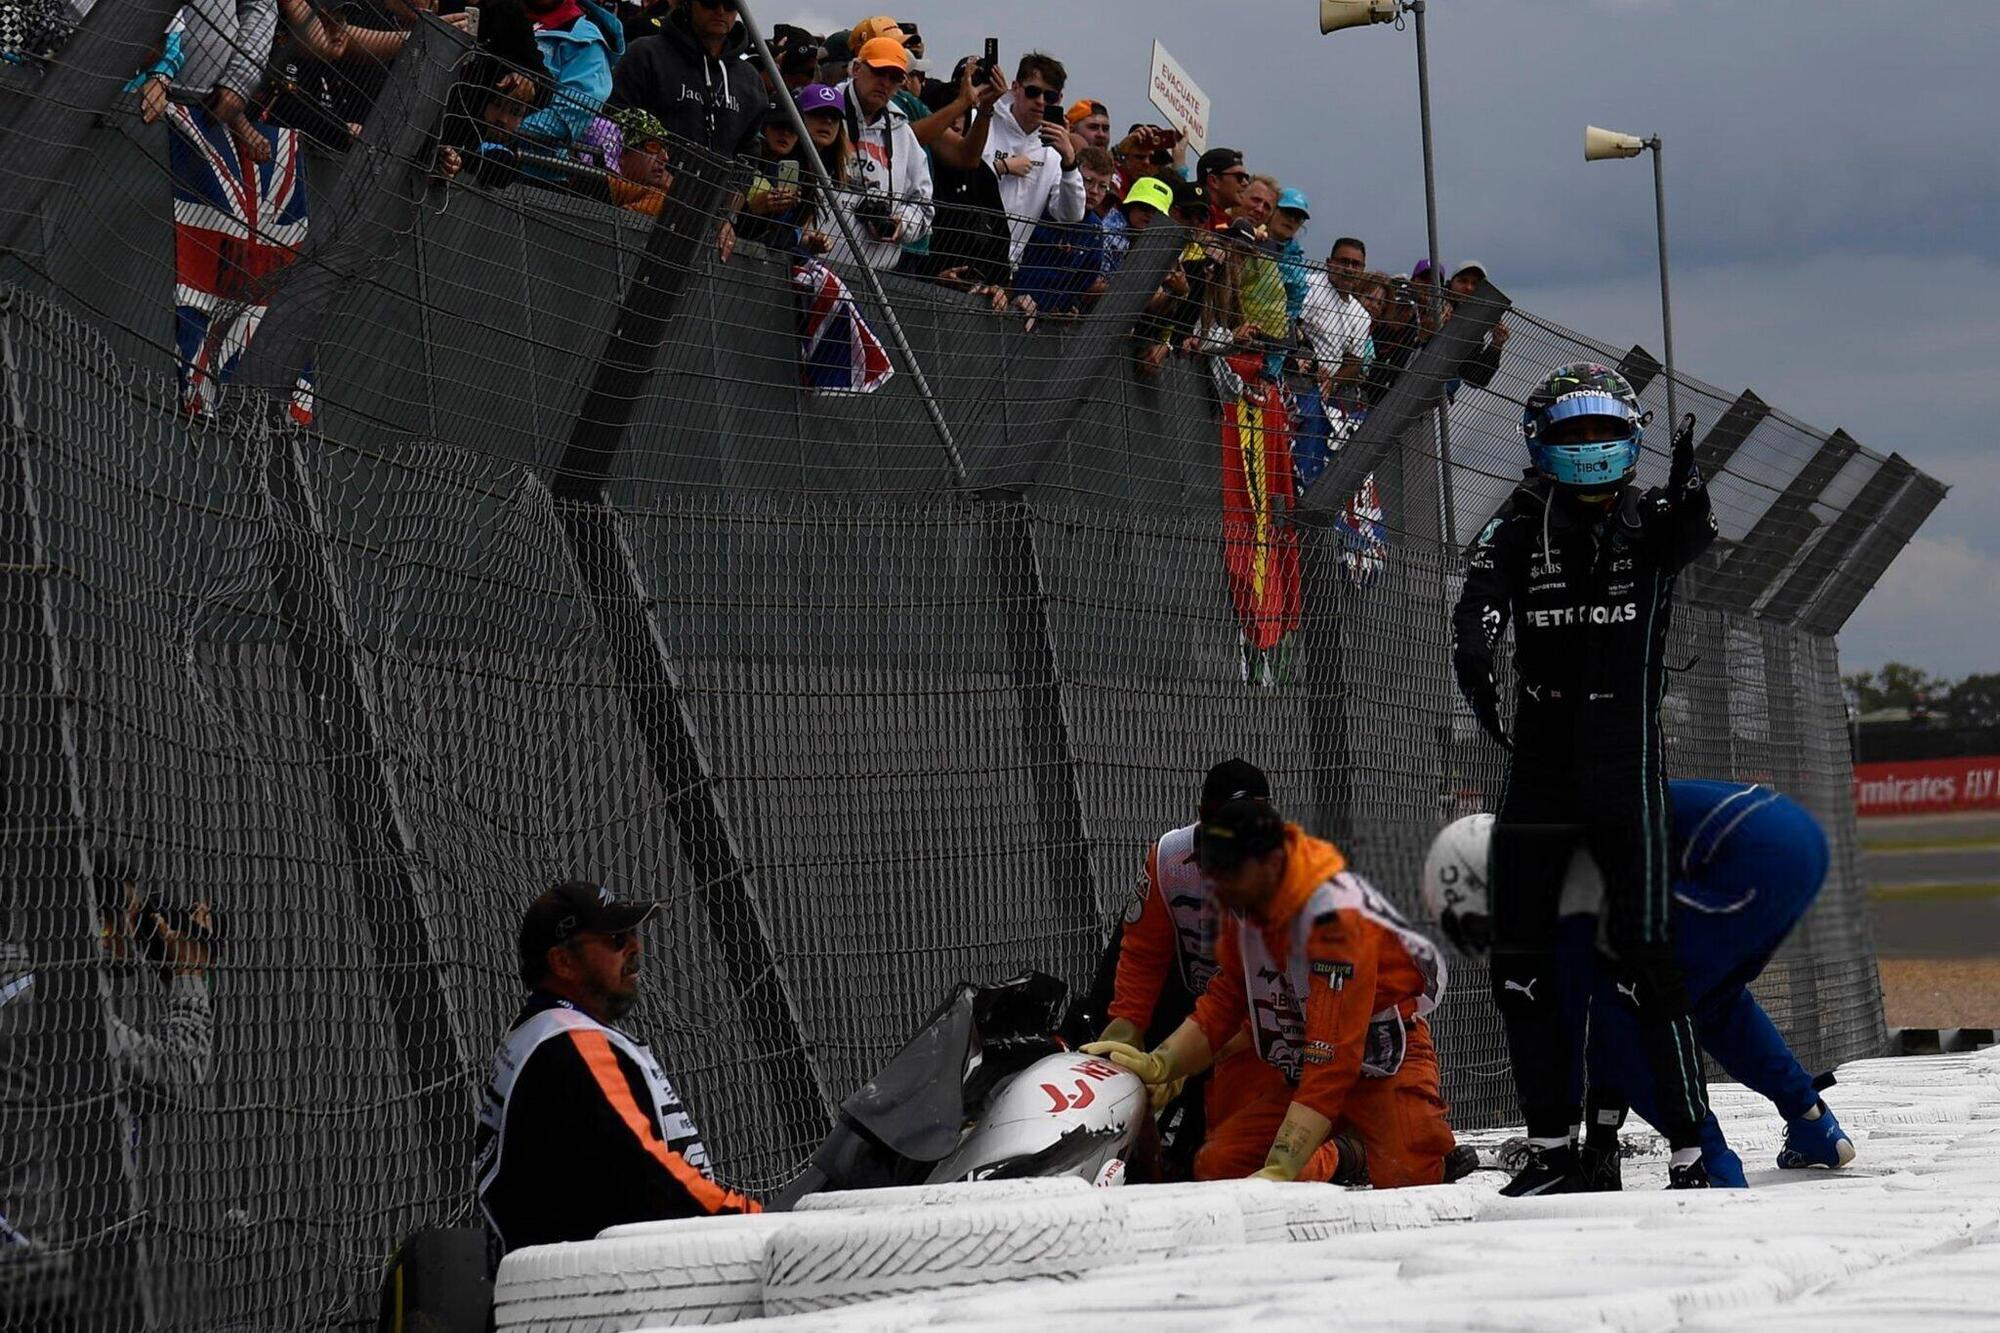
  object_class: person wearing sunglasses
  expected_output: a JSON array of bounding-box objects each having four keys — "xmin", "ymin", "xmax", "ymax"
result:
[
  {"xmin": 1195, "ymin": 146, "xmax": 1250, "ymax": 230},
  {"xmin": 825, "ymin": 35, "xmax": 933, "ymax": 271},
  {"xmin": 477, "ymin": 880, "xmax": 759, "ymax": 1253},
  {"xmin": 973, "ymin": 51, "xmax": 1084, "ymax": 270},
  {"xmin": 608, "ymin": 0, "xmax": 769, "ymax": 161}
]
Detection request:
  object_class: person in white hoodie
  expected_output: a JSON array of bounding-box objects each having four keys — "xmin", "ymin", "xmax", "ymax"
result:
[
  {"xmin": 982, "ymin": 51, "xmax": 1085, "ymax": 269},
  {"xmin": 829, "ymin": 35, "xmax": 933, "ymax": 272}
]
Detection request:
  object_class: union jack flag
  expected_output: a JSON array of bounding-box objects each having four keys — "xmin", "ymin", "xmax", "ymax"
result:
[
  {"xmin": 1335, "ymin": 471, "xmax": 1388, "ymax": 589},
  {"xmin": 791, "ymin": 260, "xmax": 893, "ymax": 395},
  {"xmin": 167, "ymin": 102, "xmax": 314, "ymax": 423},
  {"xmin": 1283, "ymin": 379, "xmax": 1388, "ymax": 590}
]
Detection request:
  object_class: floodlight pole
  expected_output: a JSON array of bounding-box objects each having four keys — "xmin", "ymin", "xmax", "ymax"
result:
[
  {"xmin": 1649, "ymin": 136, "xmax": 1678, "ymax": 432},
  {"xmin": 1409, "ymin": 0, "xmax": 1456, "ymax": 547}
]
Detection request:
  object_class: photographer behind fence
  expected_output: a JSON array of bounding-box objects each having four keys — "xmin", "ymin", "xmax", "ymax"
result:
[
  {"xmin": 824, "ymin": 35, "xmax": 932, "ymax": 273},
  {"xmin": 476, "ymin": 881, "xmax": 759, "ymax": 1254},
  {"xmin": 1451, "ymin": 363, "xmax": 1720, "ymax": 1194},
  {"xmin": 0, "ymin": 856, "xmax": 216, "ymax": 1300}
]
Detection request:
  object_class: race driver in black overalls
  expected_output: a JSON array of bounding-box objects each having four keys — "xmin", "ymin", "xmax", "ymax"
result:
[{"xmin": 1451, "ymin": 363, "xmax": 1719, "ymax": 1193}]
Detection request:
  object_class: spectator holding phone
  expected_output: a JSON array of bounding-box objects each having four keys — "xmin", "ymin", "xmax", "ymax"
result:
[
  {"xmin": 1112, "ymin": 124, "xmax": 1180, "ymax": 198},
  {"xmin": 828, "ymin": 36, "xmax": 932, "ymax": 271},
  {"xmin": 982, "ymin": 51, "xmax": 1085, "ymax": 270},
  {"xmin": 908, "ymin": 56, "xmax": 1011, "ymax": 293},
  {"xmin": 737, "ymin": 101, "xmax": 826, "ymax": 253}
]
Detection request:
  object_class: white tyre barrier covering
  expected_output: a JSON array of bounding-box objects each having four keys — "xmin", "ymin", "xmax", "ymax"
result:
[
  {"xmin": 759, "ymin": 1195, "xmax": 1133, "ymax": 1316},
  {"xmin": 1119, "ymin": 1190, "xmax": 1246, "ymax": 1257},
  {"xmin": 790, "ymin": 1175, "xmax": 1091, "ymax": 1213},
  {"xmin": 495, "ymin": 1215, "xmax": 840, "ymax": 1331},
  {"xmin": 1109, "ymin": 1180, "xmax": 1293, "ymax": 1243}
]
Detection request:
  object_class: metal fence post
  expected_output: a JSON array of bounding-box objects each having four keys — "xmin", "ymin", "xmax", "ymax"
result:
[{"xmin": 549, "ymin": 153, "xmax": 830, "ymax": 1146}]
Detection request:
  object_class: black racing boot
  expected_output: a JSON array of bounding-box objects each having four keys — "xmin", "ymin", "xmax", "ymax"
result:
[
  {"xmin": 1330, "ymin": 1130, "xmax": 1370, "ymax": 1186},
  {"xmin": 1442, "ymin": 1144, "xmax": 1480, "ymax": 1184},
  {"xmin": 1499, "ymin": 1142, "xmax": 1588, "ymax": 1197},
  {"xmin": 1577, "ymin": 1141, "xmax": 1622, "ymax": 1192},
  {"xmin": 1667, "ymin": 1157, "xmax": 1711, "ymax": 1190}
]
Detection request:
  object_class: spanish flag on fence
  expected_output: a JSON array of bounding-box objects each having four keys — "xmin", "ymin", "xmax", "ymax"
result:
[{"xmin": 1219, "ymin": 372, "xmax": 1302, "ymax": 686}]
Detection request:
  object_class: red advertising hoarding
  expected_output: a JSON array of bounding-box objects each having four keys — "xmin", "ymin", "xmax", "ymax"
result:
[{"xmin": 1852, "ymin": 754, "xmax": 2000, "ymax": 816}]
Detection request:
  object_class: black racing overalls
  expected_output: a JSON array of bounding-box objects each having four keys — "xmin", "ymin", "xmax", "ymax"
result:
[{"xmin": 1451, "ymin": 443, "xmax": 1717, "ymax": 1149}]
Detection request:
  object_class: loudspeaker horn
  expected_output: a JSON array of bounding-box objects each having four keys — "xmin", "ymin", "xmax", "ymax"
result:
[
  {"xmin": 1319, "ymin": 0, "xmax": 1399, "ymax": 35},
  {"xmin": 1585, "ymin": 125, "xmax": 1648, "ymax": 161}
]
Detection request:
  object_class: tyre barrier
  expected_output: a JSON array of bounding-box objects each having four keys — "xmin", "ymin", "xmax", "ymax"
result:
[{"xmin": 491, "ymin": 1175, "xmax": 1505, "ymax": 1328}]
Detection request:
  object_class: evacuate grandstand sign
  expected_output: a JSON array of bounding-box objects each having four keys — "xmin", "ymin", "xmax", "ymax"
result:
[
  {"xmin": 1853, "ymin": 755, "xmax": 2000, "ymax": 815},
  {"xmin": 1148, "ymin": 41, "xmax": 1211, "ymax": 156}
]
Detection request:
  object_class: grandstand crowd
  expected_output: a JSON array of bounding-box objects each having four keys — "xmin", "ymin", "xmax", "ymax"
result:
[{"xmin": 4, "ymin": 0, "xmax": 1511, "ymax": 400}]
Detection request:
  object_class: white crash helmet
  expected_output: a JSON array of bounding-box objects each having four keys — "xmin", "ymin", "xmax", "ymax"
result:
[
  {"xmin": 1421, "ymin": 814, "xmax": 1604, "ymax": 953},
  {"xmin": 1421, "ymin": 815, "xmax": 1493, "ymax": 953}
]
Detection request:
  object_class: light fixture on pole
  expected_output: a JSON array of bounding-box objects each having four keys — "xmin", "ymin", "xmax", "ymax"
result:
[
  {"xmin": 1318, "ymin": 0, "xmax": 1456, "ymax": 545},
  {"xmin": 1585, "ymin": 124, "xmax": 1679, "ymax": 433},
  {"xmin": 1318, "ymin": 0, "xmax": 1399, "ymax": 31}
]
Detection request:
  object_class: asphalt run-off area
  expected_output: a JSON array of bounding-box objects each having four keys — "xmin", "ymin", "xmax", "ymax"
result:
[{"xmin": 1861, "ymin": 812, "xmax": 2000, "ymax": 959}]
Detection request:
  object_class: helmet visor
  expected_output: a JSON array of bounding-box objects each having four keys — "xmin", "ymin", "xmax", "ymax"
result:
[{"xmin": 1531, "ymin": 391, "xmax": 1640, "ymax": 445}]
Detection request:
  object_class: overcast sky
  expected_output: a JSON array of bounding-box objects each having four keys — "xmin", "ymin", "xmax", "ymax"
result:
[{"xmin": 777, "ymin": 0, "xmax": 1999, "ymax": 677}]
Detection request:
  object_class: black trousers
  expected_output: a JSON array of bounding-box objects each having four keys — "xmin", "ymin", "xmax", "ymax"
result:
[{"xmin": 1488, "ymin": 712, "xmax": 1709, "ymax": 1150}]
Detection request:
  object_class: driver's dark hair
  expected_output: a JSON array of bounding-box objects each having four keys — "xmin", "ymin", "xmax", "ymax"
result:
[{"xmin": 1330, "ymin": 236, "xmax": 1366, "ymax": 258}]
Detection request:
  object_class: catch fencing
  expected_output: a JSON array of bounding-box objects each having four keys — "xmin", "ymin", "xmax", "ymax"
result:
[{"xmin": 0, "ymin": 10, "xmax": 1944, "ymax": 1329}]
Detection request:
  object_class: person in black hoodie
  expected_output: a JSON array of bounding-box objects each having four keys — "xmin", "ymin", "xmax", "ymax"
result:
[
  {"xmin": 435, "ymin": 0, "xmax": 550, "ymax": 190},
  {"xmin": 608, "ymin": 0, "xmax": 767, "ymax": 158}
]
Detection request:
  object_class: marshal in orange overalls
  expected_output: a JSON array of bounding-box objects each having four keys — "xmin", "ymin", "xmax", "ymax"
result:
[{"xmin": 1189, "ymin": 828, "xmax": 1457, "ymax": 1187}]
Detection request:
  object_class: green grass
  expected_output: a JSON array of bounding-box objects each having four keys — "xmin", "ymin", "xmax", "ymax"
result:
[
  {"xmin": 1860, "ymin": 835, "xmax": 2000, "ymax": 854},
  {"xmin": 1867, "ymin": 881, "xmax": 2000, "ymax": 904}
]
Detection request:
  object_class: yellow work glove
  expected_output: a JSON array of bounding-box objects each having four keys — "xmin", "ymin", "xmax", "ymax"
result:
[
  {"xmin": 1096, "ymin": 1017, "xmax": 1143, "ymax": 1050},
  {"xmin": 1079, "ymin": 1040, "xmax": 1175, "ymax": 1086},
  {"xmin": 1150, "ymin": 1075, "xmax": 1187, "ymax": 1115}
]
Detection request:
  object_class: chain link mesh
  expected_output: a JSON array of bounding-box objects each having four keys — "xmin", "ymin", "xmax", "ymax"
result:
[{"xmin": 0, "ymin": 11, "xmax": 1936, "ymax": 1327}]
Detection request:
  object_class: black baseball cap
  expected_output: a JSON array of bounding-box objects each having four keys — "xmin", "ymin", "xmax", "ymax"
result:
[
  {"xmin": 1196, "ymin": 147, "xmax": 1243, "ymax": 181},
  {"xmin": 1193, "ymin": 797, "xmax": 1287, "ymax": 874},
  {"xmin": 1169, "ymin": 176, "xmax": 1209, "ymax": 216},
  {"xmin": 518, "ymin": 880, "xmax": 658, "ymax": 986},
  {"xmin": 1199, "ymin": 758, "xmax": 1270, "ymax": 818}
]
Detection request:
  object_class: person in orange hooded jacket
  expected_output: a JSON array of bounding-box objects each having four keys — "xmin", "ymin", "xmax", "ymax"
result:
[
  {"xmin": 1094, "ymin": 760, "xmax": 1292, "ymax": 1174},
  {"xmin": 1086, "ymin": 797, "xmax": 1456, "ymax": 1186}
]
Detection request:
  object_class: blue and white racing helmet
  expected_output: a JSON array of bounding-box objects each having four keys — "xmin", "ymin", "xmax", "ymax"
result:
[{"xmin": 1520, "ymin": 363, "xmax": 1652, "ymax": 492}]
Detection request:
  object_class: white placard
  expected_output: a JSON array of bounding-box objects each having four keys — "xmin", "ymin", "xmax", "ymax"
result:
[{"xmin": 1146, "ymin": 40, "xmax": 1211, "ymax": 158}]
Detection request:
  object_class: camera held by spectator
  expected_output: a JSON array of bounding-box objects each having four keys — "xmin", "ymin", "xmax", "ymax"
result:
[{"xmin": 97, "ymin": 856, "xmax": 216, "ymax": 980}]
